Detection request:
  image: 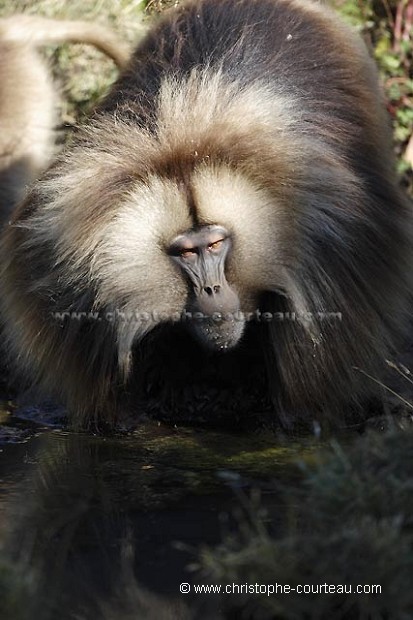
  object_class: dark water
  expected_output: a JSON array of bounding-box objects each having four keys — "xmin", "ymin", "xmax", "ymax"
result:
[{"xmin": 0, "ymin": 403, "xmax": 318, "ymax": 620}]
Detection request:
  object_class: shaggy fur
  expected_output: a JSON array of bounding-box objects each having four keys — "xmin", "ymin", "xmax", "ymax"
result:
[
  {"xmin": 0, "ymin": 0, "xmax": 411, "ymax": 428},
  {"xmin": 0, "ymin": 14, "xmax": 130, "ymax": 220}
]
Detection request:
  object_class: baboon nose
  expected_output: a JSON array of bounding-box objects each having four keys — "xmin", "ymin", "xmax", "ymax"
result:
[{"xmin": 204, "ymin": 285, "xmax": 221, "ymax": 296}]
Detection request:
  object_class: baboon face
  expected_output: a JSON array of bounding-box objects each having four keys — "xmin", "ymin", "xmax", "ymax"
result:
[
  {"xmin": 168, "ymin": 224, "xmax": 244, "ymax": 350},
  {"xmin": 89, "ymin": 153, "xmax": 291, "ymax": 358}
]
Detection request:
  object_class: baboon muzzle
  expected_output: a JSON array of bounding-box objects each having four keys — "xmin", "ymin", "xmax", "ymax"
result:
[{"xmin": 169, "ymin": 224, "xmax": 244, "ymax": 349}]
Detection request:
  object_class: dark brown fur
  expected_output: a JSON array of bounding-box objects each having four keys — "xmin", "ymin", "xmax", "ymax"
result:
[{"xmin": 1, "ymin": 0, "xmax": 411, "ymax": 428}]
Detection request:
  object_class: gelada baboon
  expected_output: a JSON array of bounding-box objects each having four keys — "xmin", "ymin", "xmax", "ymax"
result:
[
  {"xmin": 0, "ymin": 14, "xmax": 130, "ymax": 220},
  {"xmin": 0, "ymin": 0, "xmax": 411, "ymax": 428}
]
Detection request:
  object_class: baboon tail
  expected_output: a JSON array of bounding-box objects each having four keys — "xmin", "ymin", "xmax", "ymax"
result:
[{"xmin": 0, "ymin": 15, "xmax": 131, "ymax": 68}]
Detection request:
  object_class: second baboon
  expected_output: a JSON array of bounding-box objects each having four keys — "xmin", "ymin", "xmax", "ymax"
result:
[{"xmin": 0, "ymin": 14, "xmax": 130, "ymax": 219}]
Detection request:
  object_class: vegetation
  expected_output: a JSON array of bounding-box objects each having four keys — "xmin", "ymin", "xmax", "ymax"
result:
[
  {"xmin": 199, "ymin": 428, "xmax": 413, "ymax": 619},
  {"xmin": 335, "ymin": 0, "xmax": 413, "ymax": 192}
]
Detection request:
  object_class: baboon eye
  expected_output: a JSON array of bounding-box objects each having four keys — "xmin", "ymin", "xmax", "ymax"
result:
[
  {"xmin": 208, "ymin": 239, "xmax": 224, "ymax": 251},
  {"xmin": 180, "ymin": 248, "xmax": 197, "ymax": 258}
]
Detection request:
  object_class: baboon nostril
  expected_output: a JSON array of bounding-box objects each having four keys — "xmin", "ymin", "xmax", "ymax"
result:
[{"xmin": 204, "ymin": 285, "xmax": 221, "ymax": 295}]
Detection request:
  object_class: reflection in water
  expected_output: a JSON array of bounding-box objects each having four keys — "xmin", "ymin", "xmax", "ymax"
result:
[{"xmin": 0, "ymin": 426, "xmax": 306, "ymax": 619}]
